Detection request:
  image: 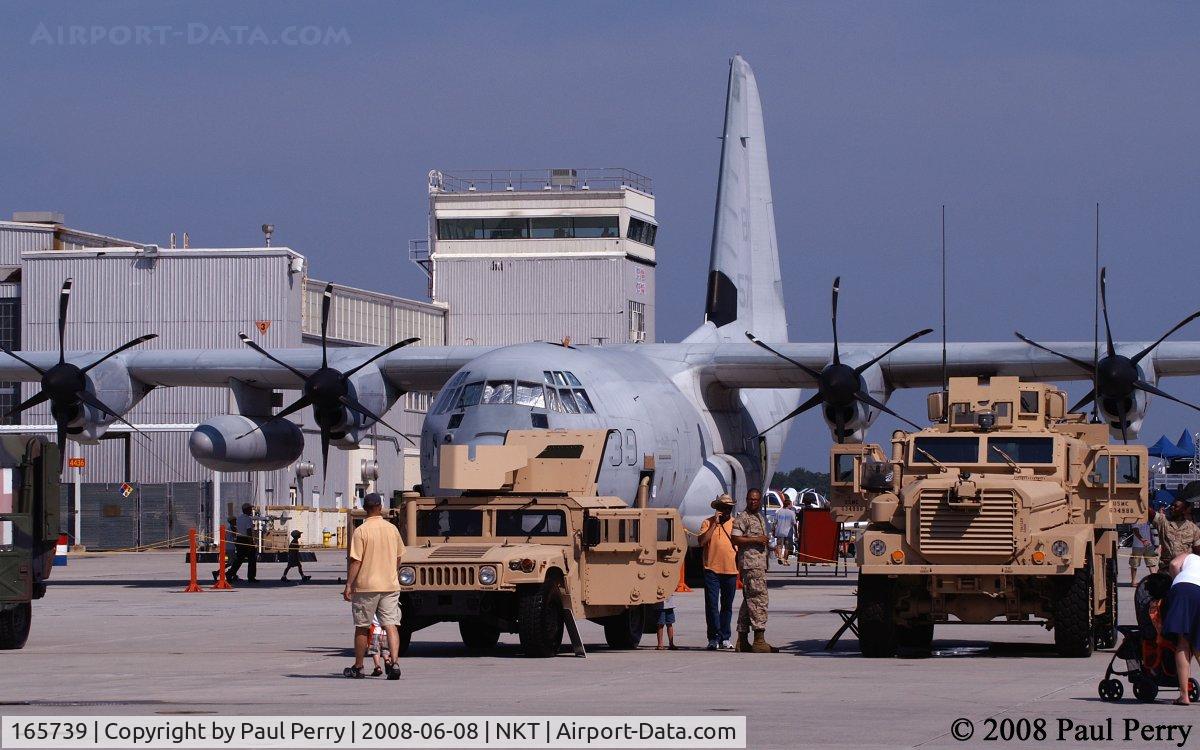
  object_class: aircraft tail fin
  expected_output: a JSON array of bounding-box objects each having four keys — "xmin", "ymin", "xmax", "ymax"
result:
[{"xmin": 690, "ymin": 54, "xmax": 787, "ymax": 344}]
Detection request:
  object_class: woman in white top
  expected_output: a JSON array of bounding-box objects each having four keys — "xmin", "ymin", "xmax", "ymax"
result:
[{"xmin": 1165, "ymin": 553, "xmax": 1200, "ymax": 705}]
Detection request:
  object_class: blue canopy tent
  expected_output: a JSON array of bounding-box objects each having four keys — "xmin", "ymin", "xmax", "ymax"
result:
[
  {"xmin": 1149, "ymin": 435, "xmax": 1191, "ymax": 460},
  {"xmin": 1153, "ymin": 487, "xmax": 1177, "ymax": 510},
  {"xmin": 1178, "ymin": 430, "xmax": 1196, "ymax": 458}
]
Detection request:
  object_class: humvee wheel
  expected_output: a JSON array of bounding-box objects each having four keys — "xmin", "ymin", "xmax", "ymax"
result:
[
  {"xmin": 857, "ymin": 575, "xmax": 898, "ymax": 658},
  {"xmin": 459, "ymin": 619, "xmax": 501, "ymax": 650},
  {"xmin": 896, "ymin": 619, "xmax": 934, "ymax": 654},
  {"xmin": 1053, "ymin": 558, "xmax": 1095, "ymax": 658},
  {"xmin": 517, "ymin": 580, "xmax": 564, "ymax": 658},
  {"xmin": 1093, "ymin": 555, "xmax": 1118, "ymax": 650},
  {"xmin": 0, "ymin": 603, "xmax": 31, "ymax": 650},
  {"xmin": 603, "ymin": 605, "xmax": 645, "ymax": 649}
]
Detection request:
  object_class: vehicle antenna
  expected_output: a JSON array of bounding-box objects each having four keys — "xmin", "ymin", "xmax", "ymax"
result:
[
  {"xmin": 941, "ymin": 205, "xmax": 948, "ymax": 423},
  {"xmin": 1092, "ymin": 203, "xmax": 1101, "ymax": 424}
]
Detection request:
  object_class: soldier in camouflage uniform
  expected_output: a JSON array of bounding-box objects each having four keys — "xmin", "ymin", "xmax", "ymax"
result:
[
  {"xmin": 1154, "ymin": 488, "xmax": 1200, "ymax": 572},
  {"xmin": 731, "ymin": 488, "xmax": 778, "ymax": 653}
]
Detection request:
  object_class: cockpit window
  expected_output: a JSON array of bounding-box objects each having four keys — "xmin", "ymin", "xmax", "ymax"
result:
[
  {"xmin": 564, "ymin": 371, "xmax": 582, "ymax": 387},
  {"xmin": 432, "ymin": 371, "xmax": 470, "ymax": 414},
  {"xmin": 573, "ymin": 389, "xmax": 594, "ymax": 413},
  {"xmin": 482, "ymin": 380, "xmax": 515, "ymax": 404},
  {"xmin": 560, "ymin": 389, "xmax": 580, "ymax": 413},
  {"xmin": 545, "ymin": 387, "xmax": 563, "ymax": 412},
  {"xmin": 553, "ymin": 371, "xmax": 569, "ymax": 387},
  {"xmin": 456, "ymin": 382, "xmax": 484, "ymax": 408},
  {"xmin": 515, "ymin": 381, "xmax": 545, "ymax": 407},
  {"xmin": 543, "ymin": 370, "xmax": 555, "ymax": 385}
]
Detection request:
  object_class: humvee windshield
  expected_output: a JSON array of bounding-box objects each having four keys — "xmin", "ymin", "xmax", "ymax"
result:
[
  {"xmin": 496, "ymin": 509, "xmax": 567, "ymax": 537},
  {"xmin": 912, "ymin": 436, "xmax": 979, "ymax": 464},
  {"xmin": 418, "ymin": 509, "xmax": 484, "ymax": 537},
  {"xmin": 986, "ymin": 436, "xmax": 1054, "ymax": 464}
]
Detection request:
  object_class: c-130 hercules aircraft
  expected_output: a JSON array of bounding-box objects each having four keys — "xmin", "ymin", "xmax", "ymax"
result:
[{"xmin": 5, "ymin": 55, "xmax": 1200, "ymax": 543}]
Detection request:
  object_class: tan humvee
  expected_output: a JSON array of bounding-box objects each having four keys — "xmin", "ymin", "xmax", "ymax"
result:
[
  {"xmin": 348, "ymin": 429, "xmax": 684, "ymax": 658},
  {"xmin": 829, "ymin": 376, "xmax": 1147, "ymax": 658}
]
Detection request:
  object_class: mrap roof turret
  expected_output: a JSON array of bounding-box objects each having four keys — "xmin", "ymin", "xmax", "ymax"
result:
[
  {"xmin": 349, "ymin": 429, "xmax": 683, "ymax": 658},
  {"xmin": 829, "ymin": 376, "xmax": 1146, "ymax": 658}
]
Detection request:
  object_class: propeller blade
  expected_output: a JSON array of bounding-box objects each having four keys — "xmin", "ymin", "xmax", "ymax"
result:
[
  {"xmin": 853, "ymin": 389, "xmax": 922, "ymax": 431},
  {"xmin": 1117, "ymin": 399, "xmax": 1128, "ymax": 445},
  {"xmin": 3, "ymin": 390, "xmax": 49, "ymax": 420},
  {"xmin": 1013, "ymin": 332, "xmax": 1095, "ymax": 373},
  {"xmin": 834, "ymin": 407, "xmax": 845, "ymax": 445},
  {"xmin": 1131, "ymin": 308, "xmax": 1200, "ymax": 365},
  {"xmin": 342, "ymin": 338, "xmax": 421, "ymax": 379},
  {"xmin": 320, "ymin": 429, "xmax": 331, "ymax": 481},
  {"xmin": 238, "ymin": 333, "xmax": 309, "ymax": 381},
  {"xmin": 831, "ymin": 277, "xmax": 841, "ymax": 366},
  {"xmin": 1134, "ymin": 379, "xmax": 1200, "ymax": 415},
  {"xmin": 58, "ymin": 278, "xmax": 72, "ymax": 364},
  {"xmin": 0, "ymin": 345, "xmax": 45, "ymax": 376},
  {"xmin": 752, "ymin": 391, "xmax": 824, "ymax": 439},
  {"xmin": 76, "ymin": 390, "xmax": 152, "ymax": 441},
  {"xmin": 235, "ymin": 393, "xmax": 315, "ymax": 439},
  {"xmin": 320, "ymin": 283, "xmax": 333, "ymax": 369},
  {"xmin": 1100, "ymin": 268, "xmax": 1116, "ymax": 358},
  {"xmin": 853, "ymin": 328, "xmax": 935, "ymax": 376},
  {"xmin": 1069, "ymin": 389, "xmax": 1096, "ymax": 415},
  {"xmin": 81, "ymin": 334, "xmax": 158, "ymax": 374},
  {"xmin": 339, "ymin": 395, "xmax": 416, "ymax": 446},
  {"xmin": 744, "ymin": 332, "xmax": 822, "ymax": 380},
  {"xmin": 55, "ymin": 419, "xmax": 67, "ymax": 473}
]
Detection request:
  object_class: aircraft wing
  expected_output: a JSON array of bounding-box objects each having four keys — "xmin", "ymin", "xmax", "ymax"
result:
[
  {"xmin": 0, "ymin": 345, "xmax": 492, "ymax": 392},
  {"xmin": 665, "ymin": 340, "xmax": 1200, "ymax": 390}
]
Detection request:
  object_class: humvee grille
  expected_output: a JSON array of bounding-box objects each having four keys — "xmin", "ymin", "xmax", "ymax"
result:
[
  {"xmin": 417, "ymin": 565, "xmax": 477, "ymax": 587},
  {"xmin": 429, "ymin": 546, "xmax": 492, "ymax": 559},
  {"xmin": 918, "ymin": 488, "xmax": 1016, "ymax": 556}
]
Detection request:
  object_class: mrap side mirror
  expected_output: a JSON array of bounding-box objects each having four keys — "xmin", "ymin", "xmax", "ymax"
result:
[{"xmin": 582, "ymin": 516, "xmax": 602, "ymax": 548}]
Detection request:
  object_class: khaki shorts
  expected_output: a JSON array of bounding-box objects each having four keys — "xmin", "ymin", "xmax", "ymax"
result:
[
  {"xmin": 351, "ymin": 591, "xmax": 401, "ymax": 628},
  {"xmin": 1130, "ymin": 548, "xmax": 1160, "ymax": 570}
]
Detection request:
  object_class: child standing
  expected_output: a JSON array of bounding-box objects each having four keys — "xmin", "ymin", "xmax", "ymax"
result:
[
  {"xmin": 369, "ymin": 615, "xmax": 391, "ymax": 677},
  {"xmin": 281, "ymin": 530, "xmax": 311, "ymax": 582},
  {"xmin": 655, "ymin": 595, "xmax": 677, "ymax": 650}
]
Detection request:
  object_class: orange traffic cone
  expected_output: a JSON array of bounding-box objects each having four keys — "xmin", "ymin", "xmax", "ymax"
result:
[{"xmin": 675, "ymin": 563, "xmax": 692, "ymax": 593}]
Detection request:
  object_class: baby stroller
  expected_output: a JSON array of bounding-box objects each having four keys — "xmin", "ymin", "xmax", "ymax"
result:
[{"xmin": 1098, "ymin": 573, "xmax": 1200, "ymax": 703}]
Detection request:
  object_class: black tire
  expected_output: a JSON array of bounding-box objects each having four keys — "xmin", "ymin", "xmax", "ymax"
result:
[
  {"xmin": 1053, "ymin": 558, "xmax": 1094, "ymax": 658},
  {"xmin": 857, "ymin": 575, "xmax": 898, "ymax": 658},
  {"xmin": 897, "ymin": 619, "xmax": 934, "ymax": 653},
  {"xmin": 1097, "ymin": 678, "xmax": 1123, "ymax": 702},
  {"xmin": 517, "ymin": 580, "xmax": 563, "ymax": 658},
  {"xmin": 458, "ymin": 619, "xmax": 501, "ymax": 650},
  {"xmin": 0, "ymin": 603, "xmax": 31, "ymax": 650},
  {"xmin": 1132, "ymin": 677, "xmax": 1159, "ymax": 703},
  {"xmin": 603, "ymin": 605, "xmax": 645, "ymax": 649},
  {"xmin": 1093, "ymin": 553, "xmax": 1118, "ymax": 650}
]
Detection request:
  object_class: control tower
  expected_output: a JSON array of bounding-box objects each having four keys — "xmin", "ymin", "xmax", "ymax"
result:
[{"xmin": 412, "ymin": 168, "xmax": 656, "ymax": 346}]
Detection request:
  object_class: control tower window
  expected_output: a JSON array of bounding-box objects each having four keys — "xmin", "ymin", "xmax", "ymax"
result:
[
  {"xmin": 531, "ymin": 217, "xmax": 575, "ymax": 239},
  {"xmin": 482, "ymin": 380, "xmax": 515, "ymax": 404},
  {"xmin": 437, "ymin": 219, "xmax": 484, "ymax": 240},
  {"xmin": 573, "ymin": 216, "xmax": 619, "ymax": 238},
  {"xmin": 627, "ymin": 217, "xmax": 658, "ymax": 246},
  {"xmin": 482, "ymin": 218, "xmax": 529, "ymax": 239}
]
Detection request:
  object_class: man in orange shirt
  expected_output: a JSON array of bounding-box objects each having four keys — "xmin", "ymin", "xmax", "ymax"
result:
[
  {"xmin": 343, "ymin": 493, "xmax": 405, "ymax": 679},
  {"xmin": 698, "ymin": 494, "xmax": 738, "ymax": 650}
]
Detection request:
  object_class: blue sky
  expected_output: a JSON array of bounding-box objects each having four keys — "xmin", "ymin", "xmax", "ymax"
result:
[{"xmin": 3, "ymin": 1, "xmax": 1199, "ymax": 470}]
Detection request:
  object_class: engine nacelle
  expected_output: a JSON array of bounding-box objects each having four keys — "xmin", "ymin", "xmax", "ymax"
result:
[
  {"xmin": 1095, "ymin": 360, "xmax": 1154, "ymax": 440},
  {"xmin": 328, "ymin": 365, "xmax": 398, "ymax": 448},
  {"xmin": 821, "ymin": 363, "xmax": 887, "ymax": 443},
  {"xmin": 68, "ymin": 357, "xmax": 146, "ymax": 442},
  {"xmin": 189, "ymin": 415, "xmax": 304, "ymax": 471}
]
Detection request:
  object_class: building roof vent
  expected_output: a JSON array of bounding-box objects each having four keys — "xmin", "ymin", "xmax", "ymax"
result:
[
  {"xmin": 12, "ymin": 211, "xmax": 64, "ymax": 225},
  {"xmin": 550, "ymin": 168, "xmax": 577, "ymax": 188}
]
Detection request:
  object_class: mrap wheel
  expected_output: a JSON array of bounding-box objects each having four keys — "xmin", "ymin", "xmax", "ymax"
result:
[
  {"xmin": 857, "ymin": 575, "xmax": 898, "ymax": 658},
  {"xmin": 1053, "ymin": 558, "xmax": 1094, "ymax": 658}
]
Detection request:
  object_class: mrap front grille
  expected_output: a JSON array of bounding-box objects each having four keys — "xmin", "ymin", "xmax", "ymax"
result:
[
  {"xmin": 416, "ymin": 565, "xmax": 478, "ymax": 588},
  {"xmin": 918, "ymin": 488, "xmax": 1016, "ymax": 556}
]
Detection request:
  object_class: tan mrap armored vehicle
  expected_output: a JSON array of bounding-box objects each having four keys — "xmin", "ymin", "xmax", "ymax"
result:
[
  {"xmin": 829, "ymin": 376, "xmax": 1147, "ymax": 658},
  {"xmin": 349, "ymin": 429, "xmax": 684, "ymax": 658}
]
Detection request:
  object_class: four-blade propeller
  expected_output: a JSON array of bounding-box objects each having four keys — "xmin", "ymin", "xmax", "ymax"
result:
[
  {"xmin": 1015, "ymin": 267, "xmax": 1200, "ymax": 443},
  {"xmin": 746, "ymin": 277, "xmax": 932, "ymax": 441},
  {"xmin": 0, "ymin": 279, "xmax": 157, "ymax": 469},
  {"xmin": 236, "ymin": 283, "xmax": 419, "ymax": 476}
]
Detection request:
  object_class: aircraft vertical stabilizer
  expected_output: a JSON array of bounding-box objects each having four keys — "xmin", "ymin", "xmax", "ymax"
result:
[{"xmin": 693, "ymin": 54, "xmax": 787, "ymax": 345}]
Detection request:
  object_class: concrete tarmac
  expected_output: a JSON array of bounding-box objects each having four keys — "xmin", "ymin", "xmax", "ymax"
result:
[{"xmin": 2, "ymin": 551, "xmax": 1193, "ymax": 749}]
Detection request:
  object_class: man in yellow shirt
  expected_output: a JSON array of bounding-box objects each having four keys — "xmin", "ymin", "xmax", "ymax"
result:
[
  {"xmin": 343, "ymin": 493, "xmax": 405, "ymax": 679},
  {"xmin": 698, "ymin": 494, "xmax": 738, "ymax": 650}
]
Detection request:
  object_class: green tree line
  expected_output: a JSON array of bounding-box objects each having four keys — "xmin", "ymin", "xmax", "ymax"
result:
[{"xmin": 770, "ymin": 467, "xmax": 830, "ymax": 495}]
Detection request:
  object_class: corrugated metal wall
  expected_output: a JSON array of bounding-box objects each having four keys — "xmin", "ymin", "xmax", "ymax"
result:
[
  {"xmin": 441, "ymin": 256, "xmax": 656, "ymax": 346},
  {"xmin": 0, "ymin": 224, "xmax": 54, "ymax": 267}
]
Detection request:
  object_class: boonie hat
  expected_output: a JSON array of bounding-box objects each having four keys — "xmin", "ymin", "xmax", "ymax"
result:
[{"xmin": 711, "ymin": 494, "xmax": 735, "ymax": 510}]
